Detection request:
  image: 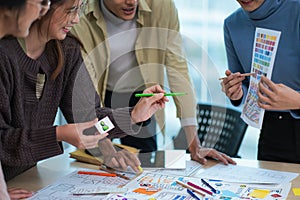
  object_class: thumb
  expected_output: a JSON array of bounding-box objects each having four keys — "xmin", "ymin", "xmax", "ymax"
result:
[
  {"xmin": 225, "ymin": 69, "xmax": 232, "ymax": 76},
  {"xmin": 149, "ymin": 93, "xmax": 164, "ymax": 102},
  {"xmin": 82, "ymin": 118, "xmax": 98, "ymax": 129}
]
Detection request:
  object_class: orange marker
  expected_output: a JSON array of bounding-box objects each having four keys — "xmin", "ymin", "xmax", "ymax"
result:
[{"xmin": 78, "ymin": 171, "xmax": 117, "ymax": 177}]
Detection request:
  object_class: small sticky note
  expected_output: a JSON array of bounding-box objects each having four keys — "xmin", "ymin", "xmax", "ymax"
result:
[
  {"xmin": 292, "ymin": 188, "xmax": 300, "ymax": 196},
  {"xmin": 95, "ymin": 116, "xmax": 115, "ymax": 134},
  {"xmin": 250, "ymin": 189, "xmax": 270, "ymax": 198}
]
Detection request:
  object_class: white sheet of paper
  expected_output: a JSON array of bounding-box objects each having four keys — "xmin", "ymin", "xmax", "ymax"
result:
[
  {"xmin": 138, "ymin": 150, "xmax": 186, "ymax": 169},
  {"xmin": 165, "ymin": 150, "xmax": 186, "ymax": 169},
  {"xmin": 27, "ymin": 169, "xmax": 129, "ymax": 199},
  {"xmin": 194, "ymin": 163, "xmax": 298, "ymax": 184},
  {"xmin": 147, "ymin": 160, "xmax": 203, "ymax": 177}
]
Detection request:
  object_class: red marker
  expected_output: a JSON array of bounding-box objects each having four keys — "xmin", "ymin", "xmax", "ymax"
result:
[{"xmin": 78, "ymin": 171, "xmax": 117, "ymax": 177}]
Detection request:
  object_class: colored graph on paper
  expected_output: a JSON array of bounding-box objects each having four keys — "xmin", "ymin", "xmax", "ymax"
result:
[{"xmin": 242, "ymin": 28, "xmax": 281, "ymax": 129}]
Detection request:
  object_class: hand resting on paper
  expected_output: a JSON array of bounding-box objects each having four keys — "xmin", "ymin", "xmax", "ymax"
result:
[
  {"xmin": 102, "ymin": 148, "xmax": 141, "ymax": 173},
  {"xmin": 184, "ymin": 126, "xmax": 236, "ymax": 165},
  {"xmin": 8, "ymin": 188, "xmax": 33, "ymax": 200},
  {"xmin": 190, "ymin": 147, "xmax": 236, "ymax": 165}
]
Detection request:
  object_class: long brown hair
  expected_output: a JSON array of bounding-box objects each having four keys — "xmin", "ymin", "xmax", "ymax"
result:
[{"xmin": 35, "ymin": 0, "xmax": 83, "ymax": 80}]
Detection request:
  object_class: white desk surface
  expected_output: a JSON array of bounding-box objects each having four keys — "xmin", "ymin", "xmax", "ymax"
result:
[{"xmin": 7, "ymin": 146, "xmax": 300, "ymax": 199}]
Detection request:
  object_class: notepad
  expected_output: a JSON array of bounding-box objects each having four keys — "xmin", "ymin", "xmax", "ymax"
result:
[{"xmin": 138, "ymin": 150, "xmax": 186, "ymax": 169}]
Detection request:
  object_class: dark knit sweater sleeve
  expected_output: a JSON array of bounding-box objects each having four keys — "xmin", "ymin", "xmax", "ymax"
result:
[
  {"xmin": 0, "ymin": 48, "xmax": 61, "ymax": 170},
  {"xmin": 58, "ymin": 37, "xmax": 139, "ymax": 140}
]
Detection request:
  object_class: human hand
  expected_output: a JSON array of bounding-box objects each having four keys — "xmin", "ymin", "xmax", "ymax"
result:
[
  {"xmin": 184, "ymin": 126, "xmax": 236, "ymax": 165},
  {"xmin": 102, "ymin": 149, "xmax": 141, "ymax": 173},
  {"xmin": 258, "ymin": 76, "xmax": 300, "ymax": 110},
  {"xmin": 8, "ymin": 188, "xmax": 33, "ymax": 200},
  {"xmin": 56, "ymin": 118, "xmax": 108, "ymax": 149},
  {"xmin": 190, "ymin": 146, "xmax": 236, "ymax": 165},
  {"xmin": 221, "ymin": 70, "xmax": 245, "ymax": 100},
  {"xmin": 131, "ymin": 85, "xmax": 169, "ymax": 123}
]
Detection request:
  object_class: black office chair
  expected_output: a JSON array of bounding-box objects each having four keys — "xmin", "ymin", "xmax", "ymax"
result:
[{"xmin": 173, "ymin": 104, "xmax": 248, "ymax": 158}]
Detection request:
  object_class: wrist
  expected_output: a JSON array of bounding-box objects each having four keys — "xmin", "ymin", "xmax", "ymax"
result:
[{"xmin": 130, "ymin": 107, "xmax": 139, "ymax": 124}]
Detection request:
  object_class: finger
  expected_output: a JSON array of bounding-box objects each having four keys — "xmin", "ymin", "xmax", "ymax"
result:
[
  {"xmin": 258, "ymin": 80, "xmax": 274, "ymax": 100},
  {"xmin": 149, "ymin": 93, "xmax": 164, "ymax": 102},
  {"xmin": 8, "ymin": 189, "xmax": 33, "ymax": 200},
  {"xmin": 227, "ymin": 83, "xmax": 243, "ymax": 100},
  {"xmin": 191, "ymin": 154, "xmax": 207, "ymax": 165},
  {"xmin": 81, "ymin": 118, "xmax": 98, "ymax": 129},
  {"xmin": 144, "ymin": 85, "xmax": 165, "ymax": 94},
  {"xmin": 10, "ymin": 194, "xmax": 33, "ymax": 200},
  {"xmin": 107, "ymin": 157, "xmax": 120, "ymax": 169},
  {"xmin": 122, "ymin": 150, "xmax": 141, "ymax": 166},
  {"xmin": 116, "ymin": 153, "xmax": 128, "ymax": 171},
  {"xmin": 257, "ymin": 88, "xmax": 271, "ymax": 105},
  {"xmin": 215, "ymin": 152, "xmax": 236, "ymax": 165},
  {"xmin": 8, "ymin": 188, "xmax": 33, "ymax": 194},
  {"xmin": 257, "ymin": 101, "xmax": 272, "ymax": 110},
  {"xmin": 261, "ymin": 76, "xmax": 277, "ymax": 92},
  {"xmin": 223, "ymin": 74, "xmax": 244, "ymax": 89},
  {"xmin": 225, "ymin": 69, "xmax": 232, "ymax": 76}
]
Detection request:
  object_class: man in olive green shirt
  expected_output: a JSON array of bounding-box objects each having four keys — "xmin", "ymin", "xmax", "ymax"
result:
[{"xmin": 72, "ymin": 0, "xmax": 235, "ymax": 164}]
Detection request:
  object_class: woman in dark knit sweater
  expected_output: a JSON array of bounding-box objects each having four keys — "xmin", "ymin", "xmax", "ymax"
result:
[
  {"xmin": 0, "ymin": 0, "xmax": 52, "ymax": 199},
  {"xmin": 0, "ymin": 0, "xmax": 168, "ymax": 184}
]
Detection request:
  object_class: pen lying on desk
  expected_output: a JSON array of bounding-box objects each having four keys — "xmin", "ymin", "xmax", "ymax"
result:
[
  {"xmin": 187, "ymin": 189, "xmax": 201, "ymax": 200},
  {"xmin": 218, "ymin": 72, "xmax": 255, "ymax": 80},
  {"xmin": 201, "ymin": 178, "xmax": 217, "ymax": 194},
  {"xmin": 175, "ymin": 180, "xmax": 205, "ymax": 196},
  {"xmin": 135, "ymin": 92, "xmax": 186, "ymax": 97}
]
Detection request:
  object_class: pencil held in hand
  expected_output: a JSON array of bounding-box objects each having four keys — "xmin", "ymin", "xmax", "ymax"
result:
[
  {"xmin": 135, "ymin": 92, "xmax": 186, "ymax": 97},
  {"xmin": 218, "ymin": 72, "xmax": 255, "ymax": 80}
]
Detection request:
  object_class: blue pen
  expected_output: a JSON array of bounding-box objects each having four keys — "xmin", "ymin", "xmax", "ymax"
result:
[
  {"xmin": 187, "ymin": 189, "xmax": 201, "ymax": 200},
  {"xmin": 208, "ymin": 179, "xmax": 222, "ymax": 182},
  {"xmin": 201, "ymin": 178, "xmax": 217, "ymax": 194}
]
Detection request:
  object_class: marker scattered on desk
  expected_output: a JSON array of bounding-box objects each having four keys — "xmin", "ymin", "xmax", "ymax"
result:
[
  {"xmin": 187, "ymin": 181, "xmax": 213, "ymax": 196},
  {"xmin": 77, "ymin": 171, "xmax": 117, "ymax": 177},
  {"xmin": 135, "ymin": 92, "xmax": 186, "ymax": 97}
]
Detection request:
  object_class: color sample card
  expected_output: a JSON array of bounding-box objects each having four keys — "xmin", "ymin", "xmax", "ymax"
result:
[
  {"xmin": 95, "ymin": 116, "xmax": 115, "ymax": 134},
  {"xmin": 241, "ymin": 28, "xmax": 281, "ymax": 129}
]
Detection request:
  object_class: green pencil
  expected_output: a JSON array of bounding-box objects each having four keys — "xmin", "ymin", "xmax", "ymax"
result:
[{"xmin": 135, "ymin": 92, "xmax": 186, "ymax": 97}]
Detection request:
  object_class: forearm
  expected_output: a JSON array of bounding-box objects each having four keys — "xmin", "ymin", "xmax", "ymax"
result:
[{"xmin": 183, "ymin": 125, "xmax": 201, "ymax": 151}]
